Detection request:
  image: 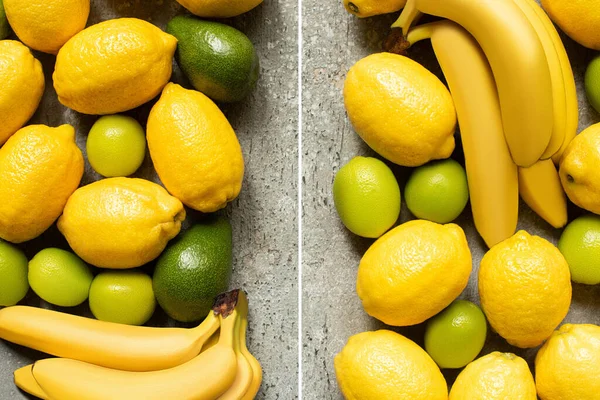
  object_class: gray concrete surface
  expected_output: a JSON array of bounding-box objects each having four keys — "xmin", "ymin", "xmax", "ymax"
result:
[
  {"xmin": 302, "ymin": 1, "xmax": 600, "ymax": 398},
  {"xmin": 0, "ymin": 0, "xmax": 298, "ymax": 399}
]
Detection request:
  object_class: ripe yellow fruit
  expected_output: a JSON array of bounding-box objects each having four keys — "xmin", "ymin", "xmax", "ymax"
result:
[
  {"xmin": 344, "ymin": 53, "xmax": 456, "ymax": 167},
  {"xmin": 343, "ymin": 0, "xmax": 407, "ymax": 17},
  {"xmin": 541, "ymin": 0, "xmax": 600, "ymax": 50},
  {"xmin": 0, "ymin": 40, "xmax": 44, "ymax": 145},
  {"xmin": 147, "ymin": 83, "xmax": 244, "ymax": 213},
  {"xmin": 53, "ymin": 18, "xmax": 177, "ymax": 115},
  {"xmin": 57, "ymin": 178, "xmax": 185, "ymax": 269},
  {"xmin": 335, "ymin": 330, "xmax": 448, "ymax": 400},
  {"xmin": 479, "ymin": 231, "xmax": 572, "ymax": 348},
  {"xmin": 175, "ymin": 0, "xmax": 263, "ymax": 18},
  {"xmin": 535, "ymin": 324, "xmax": 600, "ymax": 400},
  {"xmin": 0, "ymin": 125, "xmax": 83, "ymax": 243},
  {"xmin": 357, "ymin": 219, "xmax": 471, "ymax": 326},
  {"xmin": 449, "ymin": 352, "xmax": 536, "ymax": 400},
  {"xmin": 3, "ymin": 0, "xmax": 89, "ymax": 54}
]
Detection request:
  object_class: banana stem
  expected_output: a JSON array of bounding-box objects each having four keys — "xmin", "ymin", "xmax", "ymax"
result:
[
  {"xmin": 405, "ymin": 22, "xmax": 440, "ymax": 45},
  {"xmin": 391, "ymin": 0, "xmax": 423, "ymax": 35}
]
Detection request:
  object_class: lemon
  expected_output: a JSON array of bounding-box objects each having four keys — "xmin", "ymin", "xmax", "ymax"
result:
[
  {"xmin": 535, "ymin": 324, "xmax": 600, "ymax": 400},
  {"xmin": 344, "ymin": 53, "xmax": 456, "ymax": 167},
  {"xmin": 57, "ymin": 178, "xmax": 185, "ymax": 269},
  {"xmin": 86, "ymin": 115, "xmax": 146, "ymax": 178},
  {"xmin": 0, "ymin": 125, "xmax": 83, "ymax": 244},
  {"xmin": 541, "ymin": 0, "xmax": 600, "ymax": 50},
  {"xmin": 3, "ymin": 0, "xmax": 89, "ymax": 54},
  {"xmin": 560, "ymin": 123, "xmax": 600, "ymax": 214},
  {"xmin": 405, "ymin": 159, "xmax": 469, "ymax": 224},
  {"xmin": 333, "ymin": 157, "xmax": 401, "ymax": 238},
  {"xmin": 449, "ymin": 352, "xmax": 537, "ymax": 400},
  {"xmin": 334, "ymin": 330, "xmax": 448, "ymax": 400},
  {"xmin": 479, "ymin": 230, "xmax": 572, "ymax": 348},
  {"xmin": 343, "ymin": 0, "xmax": 406, "ymax": 17},
  {"xmin": 175, "ymin": 0, "xmax": 263, "ymax": 18},
  {"xmin": 0, "ymin": 240, "xmax": 28, "ymax": 306},
  {"xmin": 89, "ymin": 271, "xmax": 156, "ymax": 326},
  {"xmin": 147, "ymin": 83, "xmax": 244, "ymax": 213},
  {"xmin": 558, "ymin": 214, "xmax": 600, "ymax": 284},
  {"xmin": 28, "ymin": 248, "xmax": 93, "ymax": 307},
  {"xmin": 357, "ymin": 219, "xmax": 471, "ymax": 326},
  {"xmin": 53, "ymin": 18, "xmax": 177, "ymax": 115},
  {"xmin": 0, "ymin": 40, "xmax": 44, "ymax": 145}
]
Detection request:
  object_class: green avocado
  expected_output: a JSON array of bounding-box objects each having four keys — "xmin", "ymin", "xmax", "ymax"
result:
[
  {"xmin": 167, "ymin": 15, "xmax": 259, "ymax": 103},
  {"xmin": 153, "ymin": 216, "xmax": 233, "ymax": 322},
  {"xmin": 0, "ymin": 0, "xmax": 10, "ymax": 40}
]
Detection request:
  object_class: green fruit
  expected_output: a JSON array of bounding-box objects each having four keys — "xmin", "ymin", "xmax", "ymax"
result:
[
  {"xmin": 0, "ymin": 0, "xmax": 9, "ymax": 40},
  {"xmin": 333, "ymin": 156, "xmax": 401, "ymax": 238},
  {"xmin": 153, "ymin": 216, "xmax": 232, "ymax": 322},
  {"xmin": 0, "ymin": 240, "xmax": 28, "ymax": 306},
  {"xmin": 558, "ymin": 214, "xmax": 600, "ymax": 285},
  {"xmin": 425, "ymin": 300, "xmax": 487, "ymax": 369},
  {"xmin": 405, "ymin": 159, "xmax": 469, "ymax": 224},
  {"xmin": 585, "ymin": 55, "xmax": 600, "ymax": 114},
  {"xmin": 86, "ymin": 115, "xmax": 146, "ymax": 178},
  {"xmin": 167, "ymin": 16, "xmax": 259, "ymax": 103},
  {"xmin": 28, "ymin": 248, "xmax": 93, "ymax": 307},
  {"xmin": 89, "ymin": 271, "xmax": 156, "ymax": 326}
]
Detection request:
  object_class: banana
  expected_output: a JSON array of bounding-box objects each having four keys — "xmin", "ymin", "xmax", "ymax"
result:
[
  {"xmin": 519, "ymin": 159, "xmax": 568, "ymax": 228},
  {"xmin": 405, "ymin": 21, "xmax": 518, "ymax": 248},
  {"xmin": 240, "ymin": 317, "xmax": 263, "ymax": 400},
  {"xmin": 393, "ymin": 0, "xmax": 553, "ymax": 167},
  {"xmin": 14, "ymin": 365, "xmax": 48, "ymax": 400},
  {"xmin": 0, "ymin": 305, "xmax": 219, "ymax": 372},
  {"xmin": 25, "ymin": 291, "xmax": 245, "ymax": 400}
]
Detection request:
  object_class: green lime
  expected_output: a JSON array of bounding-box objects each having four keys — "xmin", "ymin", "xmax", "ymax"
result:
[
  {"xmin": 404, "ymin": 159, "xmax": 469, "ymax": 223},
  {"xmin": 425, "ymin": 300, "xmax": 487, "ymax": 369},
  {"xmin": 86, "ymin": 115, "xmax": 146, "ymax": 178},
  {"xmin": 28, "ymin": 248, "xmax": 93, "ymax": 307},
  {"xmin": 0, "ymin": 240, "xmax": 28, "ymax": 306},
  {"xmin": 0, "ymin": 0, "xmax": 9, "ymax": 40},
  {"xmin": 89, "ymin": 271, "xmax": 156, "ymax": 326},
  {"xmin": 333, "ymin": 157, "xmax": 401, "ymax": 238},
  {"xmin": 585, "ymin": 55, "xmax": 600, "ymax": 114},
  {"xmin": 558, "ymin": 214, "xmax": 600, "ymax": 284}
]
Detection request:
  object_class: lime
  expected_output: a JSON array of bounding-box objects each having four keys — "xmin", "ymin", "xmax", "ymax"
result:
[
  {"xmin": 86, "ymin": 115, "xmax": 146, "ymax": 178},
  {"xmin": 0, "ymin": 0, "xmax": 9, "ymax": 40},
  {"xmin": 404, "ymin": 159, "xmax": 469, "ymax": 223},
  {"xmin": 333, "ymin": 157, "xmax": 401, "ymax": 238},
  {"xmin": 0, "ymin": 240, "xmax": 28, "ymax": 306},
  {"xmin": 28, "ymin": 248, "xmax": 93, "ymax": 307},
  {"xmin": 585, "ymin": 55, "xmax": 600, "ymax": 114},
  {"xmin": 425, "ymin": 300, "xmax": 487, "ymax": 369},
  {"xmin": 558, "ymin": 214, "xmax": 600, "ymax": 284},
  {"xmin": 89, "ymin": 271, "xmax": 156, "ymax": 326}
]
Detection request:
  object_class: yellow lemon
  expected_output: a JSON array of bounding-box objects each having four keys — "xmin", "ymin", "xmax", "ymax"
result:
[
  {"xmin": 535, "ymin": 324, "xmax": 600, "ymax": 400},
  {"xmin": 560, "ymin": 123, "xmax": 600, "ymax": 214},
  {"xmin": 541, "ymin": 0, "xmax": 600, "ymax": 50},
  {"xmin": 0, "ymin": 125, "xmax": 83, "ymax": 243},
  {"xmin": 57, "ymin": 178, "xmax": 185, "ymax": 269},
  {"xmin": 175, "ymin": 0, "xmax": 263, "ymax": 18},
  {"xmin": 344, "ymin": 53, "xmax": 456, "ymax": 167},
  {"xmin": 53, "ymin": 18, "xmax": 177, "ymax": 115},
  {"xmin": 335, "ymin": 330, "xmax": 448, "ymax": 400},
  {"xmin": 0, "ymin": 40, "xmax": 44, "ymax": 145},
  {"xmin": 343, "ymin": 0, "xmax": 406, "ymax": 18},
  {"xmin": 357, "ymin": 219, "xmax": 471, "ymax": 326},
  {"xmin": 479, "ymin": 231, "xmax": 572, "ymax": 348},
  {"xmin": 449, "ymin": 352, "xmax": 537, "ymax": 400},
  {"xmin": 147, "ymin": 83, "xmax": 244, "ymax": 213},
  {"xmin": 3, "ymin": 0, "xmax": 89, "ymax": 54}
]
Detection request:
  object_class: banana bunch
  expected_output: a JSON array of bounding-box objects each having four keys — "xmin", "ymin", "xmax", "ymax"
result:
[
  {"xmin": 0, "ymin": 290, "xmax": 262, "ymax": 400},
  {"xmin": 390, "ymin": 0, "xmax": 575, "ymax": 247}
]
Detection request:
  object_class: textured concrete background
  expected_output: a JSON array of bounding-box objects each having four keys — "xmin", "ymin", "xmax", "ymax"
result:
[
  {"xmin": 0, "ymin": 0, "xmax": 298, "ymax": 398},
  {"xmin": 302, "ymin": 1, "xmax": 600, "ymax": 398}
]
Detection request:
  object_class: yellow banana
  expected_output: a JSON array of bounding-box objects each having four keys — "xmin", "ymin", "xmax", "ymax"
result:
[
  {"xmin": 405, "ymin": 21, "xmax": 518, "ymax": 248},
  {"xmin": 0, "ymin": 305, "xmax": 219, "ymax": 372},
  {"xmin": 240, "ymin": 317, "xmax": 263, "ymax": 400},
  {"xmin": 518, "ymin": 159, "xmax": 568, "ymax": 228},
  {"xmin": 26, "ymin": 291, "xmax": 245, "ymax": 400},
  {"xmin": 393, "ymin": 0, "xmax": 553, "ymax": 167},
  {"xmin": 14, "ymin": 365, "xmax": 47, "ymax": 400}
]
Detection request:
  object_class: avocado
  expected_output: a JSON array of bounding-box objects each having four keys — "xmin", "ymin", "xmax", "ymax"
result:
[
  {"xmin": 167, "ymin": 15, "xmax": 259, "ymax": 103},
  {"xmin": 153, "ymin": 216, "xmax": 232, "ymax": 322}
]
